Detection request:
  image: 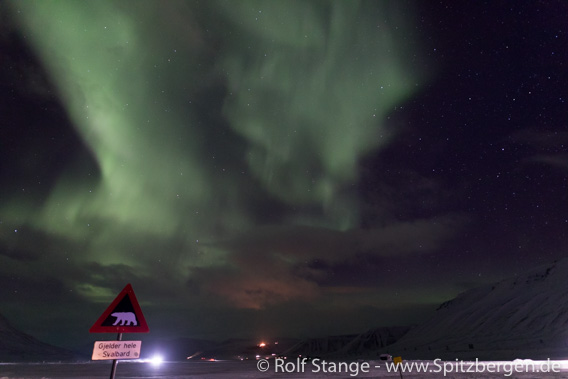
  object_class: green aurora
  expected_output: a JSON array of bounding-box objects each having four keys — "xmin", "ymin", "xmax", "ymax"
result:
[{"xmin": 1, "ymin": 0, "xmax": 443, "ymax": 346}]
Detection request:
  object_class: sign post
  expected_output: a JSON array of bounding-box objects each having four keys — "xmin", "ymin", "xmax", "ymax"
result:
[
  {"xmin": 393, "ymin": 356, "xmax": 403, "ymax": 379},
  {"xmin": 90, "ymin": 284, "xmax": 149, "ymax": 379},
  {"xmin": 109, "ymin": 333, "xmax": 121, "ymax": 379}
]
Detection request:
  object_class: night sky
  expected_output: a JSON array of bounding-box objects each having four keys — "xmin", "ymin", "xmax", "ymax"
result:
[{"xmin": 1, "ymin": 1, "xmax": 567, "ymax": 350}]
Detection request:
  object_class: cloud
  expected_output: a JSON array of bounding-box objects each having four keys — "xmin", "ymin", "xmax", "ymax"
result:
[
  {"xmin": 187, "ymin": 216, "xmax": 464, "ymax": 308},
  {"xmin": 358, "ymin": 215, "xmax": 466, "ymax": 257},
  {"xmin": 191, "ymin": 266, "xmax": 319, "ymax": 310},
  {"xmin": 527, "ymin": 154, "xmax": 568, "ymax": 171},
  {"xmin": 511, "ymin": 129, "xmax": 568, "ymax": 171}
]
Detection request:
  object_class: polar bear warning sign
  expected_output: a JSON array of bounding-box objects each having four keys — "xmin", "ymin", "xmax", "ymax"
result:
[{"xmin": 90, "ymin": 283, "xmax": 149, "ymax": 333}]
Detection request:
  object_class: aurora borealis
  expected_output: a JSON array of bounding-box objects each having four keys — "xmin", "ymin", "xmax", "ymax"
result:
[{"xmin": 1, "ymin": 1, "xmax": 567, "ymax": 349}]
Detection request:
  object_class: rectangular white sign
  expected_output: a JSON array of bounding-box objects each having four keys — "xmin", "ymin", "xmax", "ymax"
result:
[{"xmin": 92, "ymin": 340, "xmax": 142, "ymax": 360}]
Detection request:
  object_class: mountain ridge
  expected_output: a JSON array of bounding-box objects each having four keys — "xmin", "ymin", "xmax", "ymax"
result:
[
  {"xmin": 0, "ymin": 313, "xmax": 80, "ymax": 362},
  {"xmin": 384, "ymin": 259, "xmax": 568, "ymax": 360}
]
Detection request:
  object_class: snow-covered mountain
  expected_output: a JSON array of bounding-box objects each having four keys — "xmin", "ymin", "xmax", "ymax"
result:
[
  {"xmin": 0, "ymin": 313, "xmax": 79, "ymax": 362},
  {"xmin": 384, "ymin": 259, "xmax": 568, "ymax": 360},
  {"xmin": 284, "ymin": 327, "xmax": 410, "ymax": 358},
  {"xmin": 337, "ymin": 326, "xmax": 410, "ymax": 357},
  {"xmin": 284, "ymin": 334, "xmax": 358, "ymax": 358}
]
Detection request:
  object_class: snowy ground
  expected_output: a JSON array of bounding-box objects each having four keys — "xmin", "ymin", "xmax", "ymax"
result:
[{"xmin": 3, "ymin": 359, "xmax": 568, "ymax": 378}]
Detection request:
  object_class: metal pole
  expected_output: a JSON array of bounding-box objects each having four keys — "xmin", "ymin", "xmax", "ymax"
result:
[{"xmin": 109, "ymin": 333, "xmax": 123, "ymax": 379}]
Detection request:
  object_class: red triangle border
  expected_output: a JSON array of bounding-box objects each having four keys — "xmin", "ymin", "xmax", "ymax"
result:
[{"xmin": 89, "ymin": 283, "xmax": 149, "ymax": 333}]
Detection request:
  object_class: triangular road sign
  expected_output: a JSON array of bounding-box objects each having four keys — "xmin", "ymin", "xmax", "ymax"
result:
[{"xmin": 90, "ymin": 283, "xmax": 149, "ymax": 333}]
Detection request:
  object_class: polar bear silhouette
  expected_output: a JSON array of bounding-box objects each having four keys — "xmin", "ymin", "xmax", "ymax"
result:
[{"xmin": 111, "ymin": 312, "xmax": 138, "ymax": 326}]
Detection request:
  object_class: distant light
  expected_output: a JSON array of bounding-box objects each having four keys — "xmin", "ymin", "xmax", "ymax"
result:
[
  {"xmin": 149, "ymin": 355, "xmax": 163, "ymax": 367},
  {"xmin": 259, "ymin": 342, "xmax": 266, "ymax": 347}
]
